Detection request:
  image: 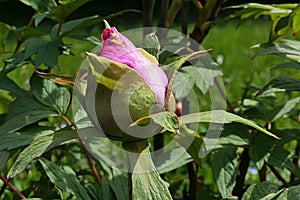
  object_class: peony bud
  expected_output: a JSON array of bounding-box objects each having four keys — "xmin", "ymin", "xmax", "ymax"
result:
[{"xmin": 86, "ymin": 25, "xmax": 168, "ymax": 142}]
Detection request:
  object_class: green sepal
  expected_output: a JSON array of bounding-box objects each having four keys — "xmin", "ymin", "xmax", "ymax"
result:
[{"xmin": 86, "ymin": 52, "xmax": 159, "ymax": 142}]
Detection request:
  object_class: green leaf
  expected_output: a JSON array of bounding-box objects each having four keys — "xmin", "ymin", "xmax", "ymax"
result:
[
  {"xmin": 164, "ymin": 50, "xmax": 219, "ymax": 99},
  {"xmin": 214, "ymin": 123, "xmax": 250, "ymax": 149},
  {"xmin": 0, "ymin": 22, "xmax": 12, "ymax": 51},
  {"xmin": 173, "ymin": 126, "xmax": 203, "ymax": 165},
  {"xmin": 212, "ymin": 146, "xmax": 239, "ymax": 198},
  {"xmin": 256, "ymin": 76, "xmax": 300, "ymax": 96},
  {"xmin": 132, "ymin": 111, "xmax": 179, "ymax": 133},
  {"xmin": 276, "ymin": 186, "xmax": 300, "ymax": 200},
  {"xmin": 271, "ymin": 61, "xmax": 300, "ymax": 71},
  {"xmin": 0, "ymin": 127, "xmax": 55, "ymax": 151},
  {"xmin": 47, "ymin": 0, "xmax": 89, "ymax": 21},
  {"xmin": 19, "ymin": 0, "xmax": 57, "ymax": 12},
  {"xmin": 108, "ymin": 169, "xmax": 129, "ymax": 200},
  {"xmin": 241, "ymin": 181, "xmax": 278, "ymax": 200},
  {"xmin": 0, "ymin": 93, "xmax": 59, "ymax": 135},
  {"xmin": 142, "ymin": 33, "xmax": 160, "ymax": 58},
  {"xmin": 0, "ymin": 76, "xmax": 26, "ymax": 98},
  {"xmin": 85, "ymin": 182, "xmax": 117, "ymax": 200},
  {"xmin": 0, "ymin": 151, "xmax": 9, "ymax": 170},
  {"xmin": 271, "ymin": 97, "xmax": 300, "ymax": 122},
  {"xmin": 179, "ymin": 110, "xmax": 280, "ymax": 139},
  {"xmin": 292, "ymin": 5, "xmax": 300, "ymax": 35},
  {"xmin": 253, "ymin": 42, "xmax": 300, "ymax": 61},
  {"xmin": 7, "ymin": 130, "xmax": 78, "ymax": 178},
  {"xmin": 249, "ymin": 134, "xmax": 293, "ymax": 170},
  {"xmin": 24, "ymin": 38, "xmax": 61, "ymax": 67},
  {"xmin": 0, "ymin": 107, "xmax": 57, "ymax": 135},
  {"xmin": 172, "ymin": 65, "xmax": 222, "ymax": 99},
  {"xmin": 51, "ymin": 15, "xmax": 100, "ymax": 37},
  {"xmin": 122, "ymin": 141, "xmax": 172, "ymax": 200},
  {"xmin": 155, "ymin": 146, "xmax": 192, "ymax": 174},
  {"xmin": 31, "ymin": 74, "xmax": 71, "ymax": 115},
  {"xmin": 39, "ymin": 158, "xmax": 91, "ymax": 200},
  {"xmin": 274, "ymin": 15, "xmax": 291, "ymax": 36}
]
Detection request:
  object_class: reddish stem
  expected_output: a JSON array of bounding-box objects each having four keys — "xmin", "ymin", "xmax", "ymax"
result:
[
  {"xmin": 60, "ymin": 115, "xmax": 102, "ymax": 185},
  {"xmin": 0, "ymin": 175, "xmax": 26, "ymax": 199}
]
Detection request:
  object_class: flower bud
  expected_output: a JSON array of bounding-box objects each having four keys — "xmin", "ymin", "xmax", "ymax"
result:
[{"xmin": 86, "ymin": 26, "xmax": 168, "ymax": 142}]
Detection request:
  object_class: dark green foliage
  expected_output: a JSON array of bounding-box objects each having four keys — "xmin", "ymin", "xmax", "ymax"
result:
[{"xmin": 0, "ymin": 1, "xmax": 300, "ymax": 200}]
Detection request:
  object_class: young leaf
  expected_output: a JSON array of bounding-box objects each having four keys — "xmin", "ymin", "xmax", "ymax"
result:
[
  {"xmin": 39, "ymin": 158, "xmax": 91, "ymax": 200},
  {"xmin": 179, "ymin": 110, "xmax": 280, "ymax": 139},
  {"xmin": 241, "ymin": 181, "xmax": 278, "ymax": 200},
  {"xmin": 212, "ymin": 146, "xmax": 239, "ymax": 198},
  {"xmin": 7, "ymin": 130, "xmax": 78, "ymax": 178}
]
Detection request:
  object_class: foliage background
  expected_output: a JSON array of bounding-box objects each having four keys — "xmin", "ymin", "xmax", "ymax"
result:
[{"xmin": 0, "ymin": 0, "xmax": 300, "ymax": 200}]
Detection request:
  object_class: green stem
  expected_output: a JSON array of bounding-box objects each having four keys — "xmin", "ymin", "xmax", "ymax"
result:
[
  {"xmin": 122, "ymin": 140, "xmax": 172, "ymax": 200},
  {"xmin": 143, "ymin": 0, "xmax": 156, "ymax": 35}
]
